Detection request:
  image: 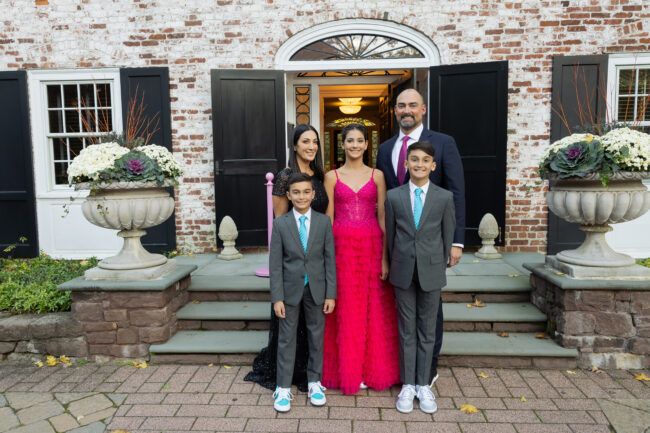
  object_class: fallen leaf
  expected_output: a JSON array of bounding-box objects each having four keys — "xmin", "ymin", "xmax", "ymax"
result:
[
  {"xmin": 188, "ymin": 252, "xmax": 195, "ymax": 257},
  {"xmin": 591, "ymin": 366, "xmax": 599, "ymax": 372},
  {"xmin": 79, "ymin": 260, "xmax": 88, "ymax": 266},
  {"xmin": 507, "ymin": 274, "xmax": 520, "ymax": 278},
  {"xmin": 110, "ymin": 430, "xmax": 131, "ymax": 433},
  {"xmin": 162, "ymin": 385, "xmax": 171, "ymax": 389},
  {"xmin": 192, "ymin": 300, "xmax": 201, "ymax": 304},
  {"xmin": 566, "ymin": 370, "xmax": 577, "ymax": 375},
  {"xmin": 466, "ymin": 304, "xmax": 473, "ymax": 308},
  {"xmin": 520, "ymin": 396, "xmax": 527, "ymax": 402},
  {"xmin": 76, "ymin": 415, "xmax": 84, "ymax": 421},
  {"xmin": 477, "ymin": 372, "xmax": 489, "ymax": 379},
  {"xmin": 536, "ymin": 333, "xmax": 549, "ymax": 339},
  {"xmin": 134, "ymin": 361, "xmax": 148, "ymax": 369},
  {"xmin": 35, "ymin": 361, "xmax": 44, "ymax": 368},
  {"xmin": 472, "ymin": 259, "xmax": 480, "ymax": 263},
  {"xmin": 498, "ymin": 332, "xmax": 509, "ymax": 338},
  {"xmin": 633, "ymin": 373, "xmax": 650, "ymax": 382},
  {"xmin": 460, "ymin": 404, "xmax": 478, "ymax": 414},
  {"xmin": 472, "ymin": 299, "xmax": 486, "ymax": 308},
  {"xmin": 242, "ymin": 305, "xmax": 248, "ymax": 308},
  {"xmin": 46, "ymin": 355, "xmax": 58, "ymax": 366},
  {"xmin": 59, "ymin": 355, "xmax": 70, "ymax": 364},
  {"xmin": 556, "ymin": 272, "xmax": 566, "ymax": 276},
  {"xmin": 208, "ymin": 363, "xmax": 214, "ymax": 367},
  {"xmin": 223, "ymin": 365, "xmax": 232, "ymax": 369}
]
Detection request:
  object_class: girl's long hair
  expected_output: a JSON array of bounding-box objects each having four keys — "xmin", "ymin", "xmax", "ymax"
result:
[{"xmin": 288, "ymin": 124, "xmax": 325, "ymax": 181}]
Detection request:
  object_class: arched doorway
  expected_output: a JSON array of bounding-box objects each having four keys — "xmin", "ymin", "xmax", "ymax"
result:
[{"xmin": 211, "ymin": 19, "xmax": 507, "ymax": 247}]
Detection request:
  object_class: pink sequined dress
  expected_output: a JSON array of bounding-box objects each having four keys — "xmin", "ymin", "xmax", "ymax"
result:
[{"xmin": 322, "ymin": 169, "xmax": 400, "ymax": 394}]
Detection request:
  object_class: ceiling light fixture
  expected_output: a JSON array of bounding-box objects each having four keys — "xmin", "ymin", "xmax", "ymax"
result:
[{"xmin": 338, "ymin": 97, "xmax": 362, "ymax": 114}]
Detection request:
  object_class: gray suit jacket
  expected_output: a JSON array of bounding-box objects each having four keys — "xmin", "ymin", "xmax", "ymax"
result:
[
  {"xmin": 385, "ymin": 183, "xmax": 455, "ymax": 291},
  {"xmin": 269, "ymin": 211, "xmax": 337, "ymax": 306}
]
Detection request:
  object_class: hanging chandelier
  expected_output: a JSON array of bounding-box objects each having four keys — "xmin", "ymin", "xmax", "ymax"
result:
[{"xmin": 338, "ymin": 97, "xmax": 362, "ymax": 114}]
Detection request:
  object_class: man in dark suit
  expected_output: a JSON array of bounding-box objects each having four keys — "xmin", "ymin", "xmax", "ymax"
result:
[{"xmin": 376, "ymin": 88, "xmax": 466, "ymax": 385}]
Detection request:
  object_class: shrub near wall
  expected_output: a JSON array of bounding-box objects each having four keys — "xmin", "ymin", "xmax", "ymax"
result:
[{"xmin": 0, "ymin": 255, "xmax": 97, "ymax": 360}]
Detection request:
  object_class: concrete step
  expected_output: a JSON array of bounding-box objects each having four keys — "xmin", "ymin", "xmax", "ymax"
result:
[{"xmin": 150, "ymin": 330, "xmax": 577, "ymax": 368}]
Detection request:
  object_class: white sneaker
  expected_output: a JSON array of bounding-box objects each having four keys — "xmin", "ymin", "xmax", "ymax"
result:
[
  {"xmin": 273, "ymin": 386, "xmax": 293, "ymax": 412},
  {"xmin": 415, "ymin": 385, "xmax": 437, "ymax": 414},
  {"xmin": 308, "ymin": 381, "xmax": 327, "ymax": 406},
  {"xmin": 359, "ymin": 382, "xmax": 368, "ymax": 389},
  {"xmin": 396, "ymin": 384, "xmax": 416, "ymax": 413}
]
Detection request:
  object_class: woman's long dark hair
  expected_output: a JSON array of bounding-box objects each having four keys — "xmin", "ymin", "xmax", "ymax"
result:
[
  {"xmin": 288, "ymin": 124, "xmax": 325, "ymax": 182},
  {"xmin": 341, "ymin": 123, "xmax": 368, "ymax": 142}
]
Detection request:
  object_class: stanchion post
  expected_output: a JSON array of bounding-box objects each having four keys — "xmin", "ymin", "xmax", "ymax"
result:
[{"xmin": 254, "ymin": 172, "xmax": 274, "ymax": 277}]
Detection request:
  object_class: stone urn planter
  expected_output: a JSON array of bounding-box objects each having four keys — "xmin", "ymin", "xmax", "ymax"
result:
[
  {"xmin": 75, "ymin": 180, "xmax": 176, "ymax": 280},
  {"xmin": 546, "ymin": 171, "xmax": 650, "ymax": 277}
]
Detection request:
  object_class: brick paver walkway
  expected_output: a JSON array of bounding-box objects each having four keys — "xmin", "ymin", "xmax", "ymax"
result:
[{"xmin": 1, "ymin": 363, "xmax": 649, "ymax": 433}]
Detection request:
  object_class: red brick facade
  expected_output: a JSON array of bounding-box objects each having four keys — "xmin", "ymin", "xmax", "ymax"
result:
[{"xmin": 1, "ymin": 1, "xmax": 648, "ymax": 252}]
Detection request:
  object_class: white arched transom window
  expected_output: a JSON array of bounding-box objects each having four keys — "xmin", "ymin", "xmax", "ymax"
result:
[{"xmin": 276, "ymin": 19, "xmax": 441, "ymax": 71}]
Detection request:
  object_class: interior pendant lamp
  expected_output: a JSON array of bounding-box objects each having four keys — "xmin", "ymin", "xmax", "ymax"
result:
[{"xmin": 339, "ymin": 97, "xmax": 362, "ymax": 115}]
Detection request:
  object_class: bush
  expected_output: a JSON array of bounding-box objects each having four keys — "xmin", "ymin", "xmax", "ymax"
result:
[
  {"xmin": 0, "ymin": 254, "xmax": 98, "ymax": 314},
  {"xmin": 638, "ymin": 258, "xmax": 650, "ymax": 268}
]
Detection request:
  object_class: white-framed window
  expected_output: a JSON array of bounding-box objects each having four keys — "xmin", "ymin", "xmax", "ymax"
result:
[
  {"xmin": 607, "ymin": 54, "xmax": 650, "ymax": 127},
  {"xmin": 28, "ymin": 69, "xmax": 123, "ymax": 195}
]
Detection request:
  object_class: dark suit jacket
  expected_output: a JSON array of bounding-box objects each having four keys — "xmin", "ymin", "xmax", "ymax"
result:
[
  {"xmin": 377, "ymin": 128, "xmax": 466, "ymax": 245},
  {"xmin": 385, "ymin": 183, "xmax": 455, "ymax": 291},
  {"xmin": 269, "ymin": 210, "xmax": 337, "ymax": 307}
]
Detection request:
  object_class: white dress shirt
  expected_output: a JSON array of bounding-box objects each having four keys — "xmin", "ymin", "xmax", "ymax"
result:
[
  {"xmin": 391, "ymin": 123, "xmax": 424, "ymax": 176},
  {"xmin": 293, "ymin": 207, "xmax": 311, "ymax": 239},
  {"xmin": 408, "ymin": 180, "xmax": 429, "ymax": 213}
]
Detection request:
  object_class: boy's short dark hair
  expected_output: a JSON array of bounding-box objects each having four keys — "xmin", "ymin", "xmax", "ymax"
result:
[
  {"xmin": 287, "ymin": 172, "xmax": 313, "ymax": 188},
  {"xmin": 407, "ymin": 141, "xmax": 435, "ymax": 159}
]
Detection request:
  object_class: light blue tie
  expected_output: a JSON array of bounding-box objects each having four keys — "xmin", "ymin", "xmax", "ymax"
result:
[
  {"xmin": 414, "ymin": 188, "xmax": 423, "ymax": 230},
  {"xmin": 299, "ymin": 215, "xmax": 308, "ymax": 285}
]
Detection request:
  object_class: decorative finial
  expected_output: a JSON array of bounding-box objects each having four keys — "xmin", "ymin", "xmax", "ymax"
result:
[
  {"xmin": 475, "ymin": 213, "xmax": 502, "ymax": 259},
  {"xmin": 217, "ymin": 216, "xmax": 243, "ymax": 260}
]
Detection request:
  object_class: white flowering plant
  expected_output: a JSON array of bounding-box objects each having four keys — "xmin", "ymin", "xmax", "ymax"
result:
[
  {"xmin": 68, "ymin": 141, "xmax": 183, "ymax": 186},
  {"xmin": 538, "ymin": 127, "xmax": 650, "ymax": 185}
]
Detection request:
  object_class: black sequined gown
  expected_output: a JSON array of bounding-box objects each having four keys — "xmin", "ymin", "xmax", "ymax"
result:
[{"xmin": 244, "ymin": 168, "xmax": 329, "ymax": 392}]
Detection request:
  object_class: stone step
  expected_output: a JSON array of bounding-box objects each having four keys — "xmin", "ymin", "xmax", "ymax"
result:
[
  {"xmin": 177, "ymin": 301, "xmax": 545, "ymax": 323},
  {"xmin": 150, "ymin": 331, "xmax": 578, "ymax": 368},
  {"xmin": 188, "ymin": 275, "xmax": 533, "ymax": 302}
]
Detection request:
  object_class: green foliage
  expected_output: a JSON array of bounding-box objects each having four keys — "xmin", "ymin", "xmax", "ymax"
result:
[
  {"xmin": 99, "ymin": 131, "xmax": 145, "ymax": 149},
  {"xmin": 0, "ymin": 254, "xmax": 98, "ymax": 314},
  {"xmin": 548, "ymin": 140, "xmax": 605, "ymax": 178},
  {"xmin": 96, "ymin": 151, "xmax": 165, "ymax": 185},
  {"xmin": 637, "ymin": 258, "xmax": 650, "ymax": 268}
]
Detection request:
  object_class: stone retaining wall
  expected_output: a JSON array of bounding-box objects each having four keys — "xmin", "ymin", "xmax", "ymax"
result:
[
  {"xmin": 70, "ymin": 274, "xmax": 191, "ymax": 359},
  {"xmin": 0, "ymin": 312, "xmax": 86, "ymax": 361},
  {"xmin": 530, "ymin": 273, "xmax": 650, "ymax": 369}
]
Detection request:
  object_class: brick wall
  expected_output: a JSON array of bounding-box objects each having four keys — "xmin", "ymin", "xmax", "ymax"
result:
[{"xmin": 1, "ymin": 0, "xmax": 648, "ymax": 252}]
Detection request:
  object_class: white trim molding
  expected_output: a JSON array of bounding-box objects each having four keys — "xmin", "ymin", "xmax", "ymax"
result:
[
  {"xmin": 275, "ymin": 19, "xmax": 441, "ymax": 71},
  {"xmin": 606, "ymin": 53, "xmax": 650, "ymax": 126}
]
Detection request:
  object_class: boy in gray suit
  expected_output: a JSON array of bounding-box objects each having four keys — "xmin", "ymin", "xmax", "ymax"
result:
[
  {"xmin": 385, "ymin": 141, "xmax": 455, "ymax": 414},
  {"xmin": 269, "ymin": 173, "xmax": 337, "ymax": 413}
]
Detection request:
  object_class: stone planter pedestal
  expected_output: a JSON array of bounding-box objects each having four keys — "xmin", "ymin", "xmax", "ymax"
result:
[
  {"xmin": 58, "ymin": 264, "xmax": 196, "ymax": 360},
  {"xmin": 524, "ymin": 262, "xmax": 650, "ymax": 369}
]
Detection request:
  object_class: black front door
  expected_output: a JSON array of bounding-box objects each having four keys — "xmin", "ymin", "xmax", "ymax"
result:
[
  {"xmin": 211, "ymin": 70, "xmax": 286, "ymax": 246},
  {"xmin": 429, "ymin": 61, "xmax": 508, "ymax": 246},
  {"xmin": 0, "ymin": 71, "xmax": 38, "ymax": 257}
]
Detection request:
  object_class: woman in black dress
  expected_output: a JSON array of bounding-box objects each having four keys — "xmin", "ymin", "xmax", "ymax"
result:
[{"xmin": 244, "ymin": 124, "xmax": 329, "ymax": 392}]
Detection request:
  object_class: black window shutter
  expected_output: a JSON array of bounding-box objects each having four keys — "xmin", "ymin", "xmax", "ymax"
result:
[
  {"xmin": 429, "ymin": 61, "xmax": 508, "ymax": 246},
  {"xmin": 120, "ymin": 67, "xmax": 175, "ymax": 253},
  {"xmin": 547, "ymin": 55, "xmax": 608, "ymax": 254},
  {"xmin": 0, "ymin": 71, "xmax": 38, "ymax": 258},
  {"xmin": 211, "ymin": 69, "xmax": 286, "ymax": 246}
]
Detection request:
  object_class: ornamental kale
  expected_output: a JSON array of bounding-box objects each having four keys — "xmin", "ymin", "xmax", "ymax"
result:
[
  {"xmin": 548, "ymin": 139, "xmax": 604, "ymax": 178},
  {"xmin": 95, "ymin": 151, "xmax": 166, "ymax": 185}
]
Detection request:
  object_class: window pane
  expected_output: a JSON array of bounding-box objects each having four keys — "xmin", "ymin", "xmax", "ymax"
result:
[
  {"xmin": 619, "ymin": 69, "xmax": 634, "ymax": 94},
  {"xmin": 47, "ymin": 85, "xmax": 62, "ymax": 108},
  {"xmin": 96, "ymin": 84, "xmax": 111, "ymax": 107},
  {"xmin": 638, "ymin": 69, "xmax": 649, "ymax": 95},
  {"xmin": 617, "ymin": 96, "xmax": 636, "ymax": 122},
  {"xmin": 64, "ymin": 109, "xmax": 80, "ymax": 133},
  {"xmin": 79, "ymin": 84, "xmax": 95, "ymax": 108},
  {"xmin": 81, "ymin": 109, "xmax": 96, "ymax": 132},
  {"xmin": 48, "ymin": 110, "xmax": 63, "ymax": 133},
  {"xmin": 52, "ymin": 138, "xmax": 68, "ymax": 161},
  {"xmin": 54, "ymin": 162, "xmax": 68, "ymax": 185},
  {"xmin": 68, "ymin": 137, "xmax": 84, "ymax": 158},
  {"xmin": 97, "ymin": 109, "xmax": 113, "ymax": 131},
  {"xmin": 63, "ymin": 84, "xmax": 78, "ymax": 108}
]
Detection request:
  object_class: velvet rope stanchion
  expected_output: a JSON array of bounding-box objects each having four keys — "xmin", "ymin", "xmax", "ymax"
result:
[{"xmin": 255, "ymin": 172, "xmax": 274, "ymax": 278}]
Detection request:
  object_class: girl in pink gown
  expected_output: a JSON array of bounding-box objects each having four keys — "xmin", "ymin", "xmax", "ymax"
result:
[{"xmin": 322, "ymin": 123, "xmax": 400, "ymax": 395}]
